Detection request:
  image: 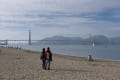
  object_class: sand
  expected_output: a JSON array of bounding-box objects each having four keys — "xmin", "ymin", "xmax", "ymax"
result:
[{"xmin": 0, "ymin": 47, "xmax": 120, "ymax": 80}]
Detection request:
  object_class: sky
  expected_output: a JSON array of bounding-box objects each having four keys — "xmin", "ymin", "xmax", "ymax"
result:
[{"xmin": 0, "ymin": 0, "xmax": 120, "ymax": 40}]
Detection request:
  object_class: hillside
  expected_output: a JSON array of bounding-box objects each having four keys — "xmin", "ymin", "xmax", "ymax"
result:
[{"xmin": 33, "ymin": 35, "xmax": 120, "ymax": 45}]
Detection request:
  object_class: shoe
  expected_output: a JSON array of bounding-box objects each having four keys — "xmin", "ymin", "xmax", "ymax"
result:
[{"xmin": 48, "ymin": 68, "xmax": 50, "ymax": 70}]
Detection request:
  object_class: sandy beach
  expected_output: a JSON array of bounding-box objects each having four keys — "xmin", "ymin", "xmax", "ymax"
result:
[{"xmin": 0, "ymin": 47, "xmax": 120, "ymax": 80}]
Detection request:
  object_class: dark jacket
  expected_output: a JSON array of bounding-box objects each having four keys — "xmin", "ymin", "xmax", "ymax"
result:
[{"xmin": 40, "ymin": 51, "xmax": 46, "ymax": 61}]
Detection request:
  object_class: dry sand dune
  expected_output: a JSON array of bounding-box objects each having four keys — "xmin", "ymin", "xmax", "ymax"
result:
[{"xmin": 0, "ymin": 47, "xmax": 120, "ymax": 80}]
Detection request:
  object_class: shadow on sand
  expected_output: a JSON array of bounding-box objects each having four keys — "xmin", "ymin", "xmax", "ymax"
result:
[{"xmin": 51, "ymin": 68, "xmax": 91, "ymax": 73}]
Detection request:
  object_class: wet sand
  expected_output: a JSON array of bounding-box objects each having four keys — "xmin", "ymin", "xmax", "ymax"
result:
[{"xmin": 0, "ymin": 47, "xmax": 120, "ymax": 80}]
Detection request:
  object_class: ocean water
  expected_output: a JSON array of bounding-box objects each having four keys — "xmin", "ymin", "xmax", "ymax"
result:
[{"xmin": 4, "ymin": 43, "xmax": 120, "ymax": 60}]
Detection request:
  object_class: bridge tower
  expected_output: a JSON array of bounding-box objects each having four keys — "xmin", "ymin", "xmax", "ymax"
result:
[{"xmin": 29, "ymin": 30, "xmax": 31, "ymax": 45}]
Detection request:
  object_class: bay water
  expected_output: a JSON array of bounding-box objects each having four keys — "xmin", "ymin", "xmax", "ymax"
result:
[{"xmin": 5, "ymin": 43, "xmax": 120, "ymax": 61}]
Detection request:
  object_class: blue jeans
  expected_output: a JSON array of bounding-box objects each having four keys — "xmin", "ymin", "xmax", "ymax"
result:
[{"xmin": 45, "ymin": 59, "xmax": 51, "ymax": 70}]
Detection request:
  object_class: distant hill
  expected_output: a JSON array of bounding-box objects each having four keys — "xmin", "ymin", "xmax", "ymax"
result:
[
  {"xmin": 110, "ymin": 37, "xmax": 120, "ymax": 44},
  {"xmin": 38, "ymin": 36, "xmax": 85, "ymax": 45},
  {"xmin": 33, "ymin": 35, "xmax": 120, "ymax": 45},
  {"xmin": 92, "ymin": 35, "xmax": 110, "ymax": 45}
]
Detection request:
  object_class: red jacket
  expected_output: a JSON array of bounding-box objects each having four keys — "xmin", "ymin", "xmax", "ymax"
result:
[{"xmin": 45, "ymin": 50, "xmax": 52, "ymax": 61}]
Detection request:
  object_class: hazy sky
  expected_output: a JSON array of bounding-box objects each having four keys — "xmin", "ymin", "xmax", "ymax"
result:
[{"xmin": 0, "ymin": 0, "xmax": 120, "ymax": 40}]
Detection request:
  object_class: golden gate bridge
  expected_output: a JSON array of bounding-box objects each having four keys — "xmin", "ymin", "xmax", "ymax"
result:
[
  {"xmin": 0, "ymin": 30, "xmax": 32, "ymax": 45},
  {"xmin": 0, "ymin": 30, "xmax": 94, "ymax": 46}
]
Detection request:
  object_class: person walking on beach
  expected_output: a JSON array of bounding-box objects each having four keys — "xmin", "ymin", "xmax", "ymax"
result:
[
  {"xmin": 40, "ymin": 48, "xmax": 46, "ymax": 69},
  {"xmin": 45, "ymin": 47, "xmax": 52, "ymax": 70},
  {"xmin": 88, "ymin": 54, "xmax": 94, "ymax": 61}
]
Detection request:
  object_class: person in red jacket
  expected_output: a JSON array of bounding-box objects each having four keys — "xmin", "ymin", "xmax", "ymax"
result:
[{"xmin": 45, "ymin": 47, "xmax": 52, "ymax": 70}]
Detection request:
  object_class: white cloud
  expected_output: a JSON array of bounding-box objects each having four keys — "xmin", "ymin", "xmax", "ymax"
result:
[
  {"xmin": 50, "ymin": 17, "xmax": 97, "ymax": 25},
  {"xmin": 0, "ymin": 0, "xmax": 120, "ymax": 13},
  {"xmin": 109, "ymin": 26, "xmax": 120, "ymax": 31},
  {"xmin": 0, "ymin": 20, "xmax": 120, "ymax": 40},
  {"xmin": 0, "ymin": 29, "xmax": 28, "ymax": 40},
  {"xmin": 0, "ymin": 0, "xmax": 120, "ymax": 40},
  {"xmin": 30, "ymin": 25, "xmax": 97, "ymax": 39}
]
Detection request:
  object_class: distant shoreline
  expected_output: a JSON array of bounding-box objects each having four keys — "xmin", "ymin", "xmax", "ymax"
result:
[{"xmin": 1, "ymin": 46, "xmax": 119, "ymax": 62}]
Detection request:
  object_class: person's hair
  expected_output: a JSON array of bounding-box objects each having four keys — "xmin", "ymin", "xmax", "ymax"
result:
[
  {"xmin": 47, "ymin": 47, "xmax": 50, "ymax": 50},
  {"xmin": 42, "ymin": 48, "xmax": 45, "ymax": 52}
]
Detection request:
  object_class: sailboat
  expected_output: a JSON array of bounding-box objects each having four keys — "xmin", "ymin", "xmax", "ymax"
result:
[
  {"xmin": 89, "ymin": 33, "xmax": 95, "ymax": 47},
  {"xmin": 92, "ymin": 42, "xmax": 95, "ymax": 47}
]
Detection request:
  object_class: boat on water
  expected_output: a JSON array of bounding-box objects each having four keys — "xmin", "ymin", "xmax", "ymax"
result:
[{"xmin": 92, "ymin": 42, "xmax": 95, "ymax": 47}]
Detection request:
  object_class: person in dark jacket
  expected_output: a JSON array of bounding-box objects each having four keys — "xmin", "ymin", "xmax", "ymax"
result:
[
  {"xmin": 45, "ymin": 47, "xmax": 52, "ymax": 70},
  {"xmin": 40, "ymin": 48, "xmax": 46, "ymax": 69}
]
